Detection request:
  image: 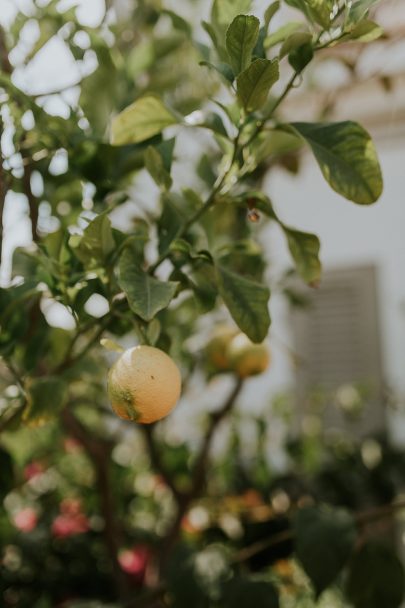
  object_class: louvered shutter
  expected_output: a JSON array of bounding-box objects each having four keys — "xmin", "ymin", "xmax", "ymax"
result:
[{"xmin": 290, "ymin": 265, "xmax": 385, "ymax": 437}]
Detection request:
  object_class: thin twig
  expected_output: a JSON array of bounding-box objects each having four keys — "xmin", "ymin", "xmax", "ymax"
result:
[{"xmin": 148, "ymin": 131, "xmax": 242, "ymax": 274}]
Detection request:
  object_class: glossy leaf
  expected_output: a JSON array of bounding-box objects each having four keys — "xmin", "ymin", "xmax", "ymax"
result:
[
  {"xmin": 215, "ymin": 263, "xmax": 270, "ymax": 343},
  {"xmin": 118, "ymin": 248, "xmax": 178, "ymax": 321},
  {"xmin": 346, "ymin": 540, "xmax": 405, "ymax": 608},
  {"xmin": 110, "ymin": 95, "xmax": 178, "ymax": 146},
  {"xmin": 284, "ymin": 227, "xmax": 321, "ymax": 284},
  {"xmin": 294, "ymin": 506, "xmax": 356, "ymax": 596},
  {"xmin": 289, "ymin": 41, "xmax": 314, "ymax": 71},
  {"xmin": 237, "ymin": 58, "xmax": 279, "ymax": 111},
  {"xmin": 289, "ymin": 121, "xmax": 383, "ymax": 204},
  {"xmin": 70, "ymin": 213, "xmax": 115, "ymax": 267},
  {"xmin": 226, "ymin": 15, "xmax": 260, "ymax": 75}
]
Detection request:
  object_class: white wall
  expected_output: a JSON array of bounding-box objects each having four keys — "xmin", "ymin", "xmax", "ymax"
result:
[{"xmin": 260, "ymin": 136, "xmax": 405, "ymax": 399}]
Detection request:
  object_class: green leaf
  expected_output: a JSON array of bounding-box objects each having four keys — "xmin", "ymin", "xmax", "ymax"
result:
[
  {"xmin": 288, "ymin": 41, "xmax": 314, "ymax": 72},
  {"xmin": 161, "ymin": 9, "xmax": 192, "ymax": 34},
  {"xmin": 346, "ymin": 0, "xmax": 380, "ymax": 26},
  {"xmin": 145, "ymin": 146, "xmax": 173, "ymax": 190},
  {"xmin": 346, "ymin": 540, "xmax": 405, "ymax": 608},
  {"xmin": 237, "ymin": 58, "xmax": 279, "ymax": 112},
  {"xmin": 70, "ymin": 213, "xmax": 115, "ymax": 267},
  {"xmin": 294, "ymin": 506, "xmax": 356, "ymax": 597},
  {"xmin": 158, "ymin": 194, "xmax": 184, "ymax": 255},
  {"xmin": 23, "ymin": 377, "xmax": 68, "ymax": 427},
  {"xmin": 196, "ymin": 112, "xmax": 229, "ymax": 138},
  {"xmin": 80, "ymin": 46, "xmax": 120, "ymax": 136},
  {"xmin": 285, "ymin": 0, "xmax": 334, "ymax": 28},
  {"xmin": 264, "ymin": 2, "xmax": 281, "ymax": 31},
  {"xmin": 265, "ymin": 22, "xmax": 303, "ymax": 48},
  {"xmin": 280, "ymin": 32, "xmax": 312, "ymax": 58},
  {"xmin": 343, "ymin": 19, "xmax": 384, "ymax": 43},
  {"xmin": 199, "ymin": 61, "xmax": 235, "ymax": 83},
  {"xmin": 146, "ymin": 318, "xmax": 161, "ymax": 346},
  {"xmin": 211, "ymin": 0, "xmax": 252, "ymax": 39},
  {"xmin": 223, "ymin": 578, "xmax": 279, "ymax": 608},
  {"xmin": 289, "ymin": 121, "xmax": 383, "ymax": 204},
  {"xmin": 118, "ymin": 248, "xmax": 178, "ymax": 321},
  {"xmin": 215, "ymin": 263, "xmax": 270, "ymax": 343},
  {"xmin": 226, "ymin": 15, "xmax": 260, "ymax": 75},
  {"xmin": 110, "ymin": 95, "xmax": 178, "ymax": 146},
  {"xmin": 284, "ymin": 227, "xmax": 321, "ymax": 284},
  {"xmin": 305, "ymin": 0, "xmax": 334, "ymax": 29}
]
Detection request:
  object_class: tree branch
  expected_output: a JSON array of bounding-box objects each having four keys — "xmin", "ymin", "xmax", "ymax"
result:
[
  {"xmin": 61, "ymin": 408, "xmax": 130, "ymax": 601},
  {"xmin": 0, "ymin": 157, "xmax": 7, "ymax": 267},
  {"xmin": 21, "ymin": 159, "xmax": 39, "ymax": 242},
  {"xmin": 191, "ymin": 377, "xmax": 244, "ymax": 496},
  {"xmin": 158, "ymin": 377, "xmax": 244, "ymax": 570}
]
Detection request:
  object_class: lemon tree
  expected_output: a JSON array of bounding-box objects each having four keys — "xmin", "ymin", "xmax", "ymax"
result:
[{"xmin": 0, "ymin": 1, "xmax": 402, "ymax": 608}]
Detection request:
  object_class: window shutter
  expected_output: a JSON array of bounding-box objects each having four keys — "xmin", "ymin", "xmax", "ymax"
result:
[{"xmin": 290, "ymin": 265, "xmax": 385, "ymax": 437}]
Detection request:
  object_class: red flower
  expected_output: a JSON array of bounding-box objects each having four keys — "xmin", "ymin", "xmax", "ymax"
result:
[
  {"xmin": 51, "ymin": 498, "xmax": 89, "ymax": 538},
  {"xmin": 51, "ymin": 513, "xmax": 89, "ymax": 538},
  {"xmin": 119, "ymin": 545, "xmax": 150, "ymax": 584}
]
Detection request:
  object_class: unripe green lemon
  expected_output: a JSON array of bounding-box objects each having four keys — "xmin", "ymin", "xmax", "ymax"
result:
[
  {"xmin": 228, "ymin": 333, "xmax": 270, "ymax": 378},
  {"xmin": 108, "ymin": 345, "xmax": 181, "ymax": 424}
]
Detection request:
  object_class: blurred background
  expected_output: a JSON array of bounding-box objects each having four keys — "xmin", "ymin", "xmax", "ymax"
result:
[{"xmin": 1, "ymin": 1, "xmax": 405, "ymax": 606}]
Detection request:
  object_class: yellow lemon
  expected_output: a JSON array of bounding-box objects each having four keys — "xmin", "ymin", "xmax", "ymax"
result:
[
  {"xmin": 228, "ymin": 333, "xmax": 270, "ymax": 378},
  {"xmin": 205, "ymin": 325, "xmax": 238, "ymax": 371},
  {"xmin": 108, "ymin": 345, "xmax": 181, "ymax": 424}
]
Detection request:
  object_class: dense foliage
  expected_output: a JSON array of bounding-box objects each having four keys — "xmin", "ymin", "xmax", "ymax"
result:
[{"xmin": 1, "ymin": 1, "xmax": 403, "ymax": 607}]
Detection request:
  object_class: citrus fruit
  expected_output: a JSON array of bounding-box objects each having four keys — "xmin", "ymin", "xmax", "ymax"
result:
[
  {"xmin": 228, "ymin": 333, "xmax": 270, "ymax": 378},
  {"xmin": 205, "ymin": 325, "xmax": 238, "ymax": 371},
  {"xmin": 107, "ymin": 345, "xmax": 181, "ymax": 424}
]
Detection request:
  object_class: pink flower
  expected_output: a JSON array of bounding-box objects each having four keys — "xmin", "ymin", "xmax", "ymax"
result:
[
  {"xmin": 51, "ymin": 513, "xmax": 89, "ymax": 538},
  {"xmin": 13, "ymin": 508, "xmax": 38, "ymax": 532},
  {"xmin": 119, "ymin": 546, "xmax": 150, "ymax": 583}
]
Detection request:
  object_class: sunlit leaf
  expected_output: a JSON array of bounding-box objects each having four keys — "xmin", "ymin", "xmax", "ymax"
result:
[
  {"xmin": 289, "ymin": 121, "xmax": 383, "ymax": 204},
  {"xmin": 237, "ymin": 58, "xmax": 279, "ymax": 111},
  {"xmin": 110, "ymin": 95, "xmax": 178, "ymax": 146}
]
